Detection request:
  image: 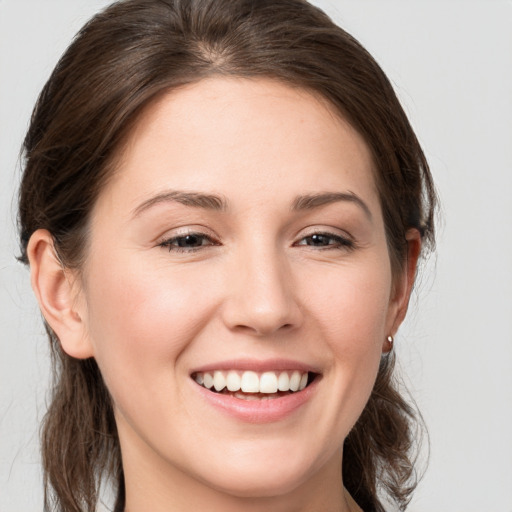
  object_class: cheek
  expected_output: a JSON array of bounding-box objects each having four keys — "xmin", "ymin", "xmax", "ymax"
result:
[
  {"xmin": 300, "ymin": 256, "xmax": 392, "ymax": 420},
  {"xmin": 304, "ymin": 254, "xmax": 392, "ymax": 347},
  {"xmin": 81, "ymin": 254, "xmax": 220, "ymax": 395}
]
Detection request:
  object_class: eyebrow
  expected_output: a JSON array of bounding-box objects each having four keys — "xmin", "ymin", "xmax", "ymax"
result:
[
  {"xmin": 292, "ymin": 192, "xmax": 372, "ymax": 220},
  {"xmin": 132, "ymin": 189, "xmax": 372, "ymax": 220},
  {"xmin": 132, "ymin": 190, "xmax": 228, "ymax": 217}
]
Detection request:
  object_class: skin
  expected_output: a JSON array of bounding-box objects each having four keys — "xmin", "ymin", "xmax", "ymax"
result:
[{"xmin": 28, "ymin": 78, "xmax": 420, "ymax": 512}]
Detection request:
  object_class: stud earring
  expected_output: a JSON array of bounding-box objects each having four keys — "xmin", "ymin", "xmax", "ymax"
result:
[{"xmin": 383, "ymin": 335, "xmax": 394, "ymax": 353}]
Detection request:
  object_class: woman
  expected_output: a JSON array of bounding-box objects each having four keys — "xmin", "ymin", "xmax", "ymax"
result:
[{"xmin": 18, "ymin": 0, "xmax": 436, "ymax": 511}]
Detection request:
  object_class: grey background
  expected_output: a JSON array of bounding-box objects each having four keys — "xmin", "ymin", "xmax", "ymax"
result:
[{"xmin": 1, "ymin": 1, "xmax": 511, "ymax": 510}]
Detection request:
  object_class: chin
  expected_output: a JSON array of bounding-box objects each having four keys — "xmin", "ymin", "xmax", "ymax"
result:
[
  {"xmin": 207, "ymin": 473, "xmax": 304, "ymax": 499},
  {"xmin": 195, "ymin": 451, "xmax": 320, "ymax": 499}
]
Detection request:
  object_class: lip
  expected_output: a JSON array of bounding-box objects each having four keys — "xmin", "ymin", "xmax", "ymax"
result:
[
  {"xmin": 190, "ymin": 358, "xmax": 320, "ymax": 374},
  {"xmin": 190, "ymin": 359, "xmax": 321, "ymax": 423}
]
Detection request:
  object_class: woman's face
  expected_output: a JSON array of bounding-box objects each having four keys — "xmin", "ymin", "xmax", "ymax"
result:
[{"xmin": 75, "ymin": 78, "xmax": 406, "ymax": 502}]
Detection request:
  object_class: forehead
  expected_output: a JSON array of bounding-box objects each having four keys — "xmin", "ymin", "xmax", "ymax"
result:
[{"xmin": 100, "ymin": 77, "xmax": 379, "ymax": 214}]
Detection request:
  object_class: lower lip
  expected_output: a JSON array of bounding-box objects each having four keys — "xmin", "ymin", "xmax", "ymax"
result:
[{"xmin": 193, "ymin": 378, "xmax": 319, "ymax": 423}]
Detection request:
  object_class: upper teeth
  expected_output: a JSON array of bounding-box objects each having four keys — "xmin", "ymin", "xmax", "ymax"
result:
[{"xmin": 194, "ymin": 370, "xmax": 309, "ymax": 394}]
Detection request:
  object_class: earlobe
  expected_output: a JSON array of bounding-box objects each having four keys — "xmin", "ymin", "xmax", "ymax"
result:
[
  {"xmin": 386, "ymin": 229, "xmax": 422, "ymax": 339},
  {"xmin": 27, "ymin": 229, "xmax": 94, "ymax": 359}
]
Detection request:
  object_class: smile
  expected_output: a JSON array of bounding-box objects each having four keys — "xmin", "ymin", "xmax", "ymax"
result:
[{"xmin": 192, "ymin": 370, "xmax": 315, "ymax": 400}]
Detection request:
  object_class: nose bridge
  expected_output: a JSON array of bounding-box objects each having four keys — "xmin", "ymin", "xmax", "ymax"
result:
[{"xmin": 223, "ymin": 237, "xmax": 301, "ymax": 336}]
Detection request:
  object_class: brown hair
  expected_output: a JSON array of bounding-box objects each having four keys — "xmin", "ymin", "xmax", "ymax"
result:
[{"xmin": 18, "ymin": 1, "xmax": 436, "ymax": 511}]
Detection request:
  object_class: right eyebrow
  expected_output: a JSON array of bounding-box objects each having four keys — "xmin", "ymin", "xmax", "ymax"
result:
[{"xmin": 131, "ymin": 190, "xmax": 228, "ymax": 218}]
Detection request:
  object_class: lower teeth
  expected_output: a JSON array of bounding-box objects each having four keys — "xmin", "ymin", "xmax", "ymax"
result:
[{"xmin": 227, "ymin": 390, "xmax": 289, "ymax": 400}]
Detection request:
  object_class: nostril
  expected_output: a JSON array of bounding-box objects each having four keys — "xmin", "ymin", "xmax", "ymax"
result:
[{"xmin": 232, "ymin": 324, "xmax": 260, "ymax": 334}]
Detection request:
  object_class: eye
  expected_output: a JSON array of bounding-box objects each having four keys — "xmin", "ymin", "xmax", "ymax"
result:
[
  {"xmin": 295, "ymin": 232, "xmax": 354, "ymax": 250},
  {"xmin": 158, "ymin": 232, "xmax": 218, "ymax": 252}
]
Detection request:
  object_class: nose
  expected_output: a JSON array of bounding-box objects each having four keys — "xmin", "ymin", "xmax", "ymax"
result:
[{"xmin": 221, "ymin": 247, "xmax": 303, "ymax": 337}]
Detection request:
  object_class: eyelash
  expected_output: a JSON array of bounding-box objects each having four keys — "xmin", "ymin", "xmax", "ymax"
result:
[
  {"xmin": 294, "ymin": 232, "xmax": 355, "ymax": 251},
  {"xmin": 158, "ymin": 232, "xmax": 219, "ymax": 253},
  {"xmin": 158, "ymin": 231, "xmax": 354, "ymax": 253}
]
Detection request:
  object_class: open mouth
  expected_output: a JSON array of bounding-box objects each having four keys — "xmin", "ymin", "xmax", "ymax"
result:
[{"xmin": 191, "ymin": 370, "xmax": 318, "ymax": 400}]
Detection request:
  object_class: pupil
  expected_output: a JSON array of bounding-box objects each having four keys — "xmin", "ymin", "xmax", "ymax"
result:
[
  {"xmin": 310, "ymin": 234, "xmax": 328, "ymax": 246},
  {"xmin": 178, "ymin": 235, "xmax": 200, "ymax": 247}
]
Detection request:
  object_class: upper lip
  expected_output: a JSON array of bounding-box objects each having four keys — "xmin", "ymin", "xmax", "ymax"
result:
[{"xmin": 190, "ymin": 358, "xmax": 321, "ymax": 375}]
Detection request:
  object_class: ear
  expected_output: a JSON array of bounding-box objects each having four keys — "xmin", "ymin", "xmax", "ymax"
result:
[
  {"xmin": 27, "ymin": 229, "xmax": 94, "ymax": 359},
  {"xmin": 386, "ymin": 229, "xmax": 422, "ymax": 340}
]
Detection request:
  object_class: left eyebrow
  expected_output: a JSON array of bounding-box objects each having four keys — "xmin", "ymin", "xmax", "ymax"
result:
[{"xmin": 291, "ymin": 192, "xmax": 372, "ymax": 220}]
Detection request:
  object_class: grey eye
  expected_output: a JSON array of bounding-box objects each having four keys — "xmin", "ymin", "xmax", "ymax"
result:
[
  {"xmin": 175, "ymin": 234, "xmax": 207, "ymax": 248},
  {"xmin": 304, "ymin": 234, "xmax": 333, "ymax": 246},
  {"xmin": 296, "ymin": 232, "xmax": 354, "ymax": 250}
]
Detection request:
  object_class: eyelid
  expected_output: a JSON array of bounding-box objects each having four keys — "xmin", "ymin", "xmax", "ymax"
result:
[
  {"xmin": 156, "ymin": 225, "xmax": 217, "ymax": 242},
  {"xmin": 295, "ymin": 225, "xmax": 354, "ymax": 241}
]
